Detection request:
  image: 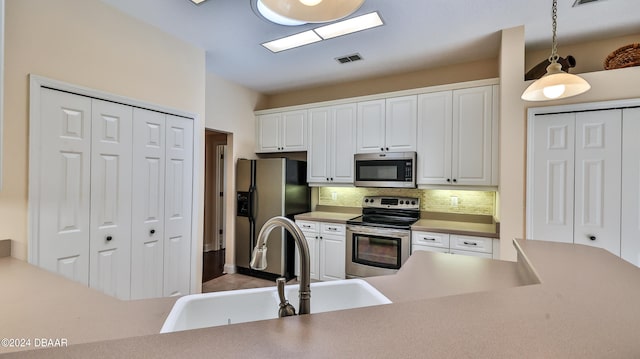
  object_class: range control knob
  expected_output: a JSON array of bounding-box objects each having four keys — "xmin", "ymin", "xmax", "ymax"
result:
[
  {"xmin": 364, "ymin": 198, "xmax": 369, "ymax": 203},
  {"xmin": 411, "ymin": 201, "xmax": 417, "ymax": 205},
  {"xmin": 399, "ymin": 200, "xmax": 404, "ymax": 205}
]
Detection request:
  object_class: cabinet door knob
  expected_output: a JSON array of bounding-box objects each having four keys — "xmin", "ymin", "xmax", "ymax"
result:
[
  {"xmin": 385, "ymin": 147, "xmax": 389, "ymax": 151},
  {"xmin": 106, "ymin": 235, "xmax": 113, "ymax": 241},
  {"xmin": 446, "ymin": 178, "xmax": 451, "ymax": 182},
  {"xmin": 326, "ymin": 178, "xmax": 329, "ymax": 181},
  {"xmin": 330, "ymin": 178, "xmax": 333, "ymax": 181},
  {"xmin": 452, "ymin": 179, "xmax": 457, "ymax": 183},
  {"xmin": 150, "ymin": 229, "xmax": 156, "ymax": 235},
  {"xmin": 589, "ymin": 235, "xmax": 596, "ymax": 241},
  {"xmin": 380, "ymin": 147, "xmax": 384, "ymax": 151}
]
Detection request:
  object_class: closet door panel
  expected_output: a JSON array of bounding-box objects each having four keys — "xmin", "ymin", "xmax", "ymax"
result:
[
  {"xmin": 131, "ymin": 108, "xmax": 166, "ymax": 299},
  {"xmin": 38, "ymin": 89, "xmax": 92, "ymax": 284},
  {"xmin": 621, "ymin": 108, "xmax": 640, "ymax": 266},
  {"xmin": 89, "ymin": 99, "xmax": 133, "ymax": 299},
  {"xmin": 573, "ymin": 110, "xmax": 622, "ymax": 256},
  {"xmin": 530, "ymin": 113, "xmax": 575, "ymax": 243},
  {"xmin": 164, "ymin": 115, "xmax": 194, "ymax": 297}
]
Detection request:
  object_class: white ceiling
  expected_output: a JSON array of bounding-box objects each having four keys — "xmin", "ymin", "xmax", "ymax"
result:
[{"xmin": 100, "ymin": 0, "xmax": 640, "ymax": 94}]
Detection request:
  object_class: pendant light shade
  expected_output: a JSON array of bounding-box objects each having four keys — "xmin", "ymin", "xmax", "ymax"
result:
[
  {"xmin": 257, "ymin": 0, "xmax": 365, "ymax": 26},
  {"xmin": 521, "ymin": 0, "xmax": 591, "ymax": 101},
  {"xmin": 521, "ymin": 63, "xmax": 591, "ymax": 101}
]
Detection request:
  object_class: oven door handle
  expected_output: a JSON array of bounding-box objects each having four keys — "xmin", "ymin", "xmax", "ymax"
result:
[{"xmin": 347, "ymin": 225, "xmax": 410, "ymax": 237}]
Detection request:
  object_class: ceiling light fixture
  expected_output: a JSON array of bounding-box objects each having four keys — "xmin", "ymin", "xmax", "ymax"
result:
[
  {"xmin": 299, "ymin": 0, "xmax": 323, "ymax": 6},
  {"xmin": 188, "ymin": 0, "xmax": 207, "ymax": 5},
  {"xmin": 261, "ymin": 12, "xmax": 383, "ymax": 53},
  {"xmin": 315, "ymin": 12, "xmax": 383, "ymax": 40},
  {"xmin": 257, "ymin": 0, "xmax": 364, "ymax": 26},
  {"xmin": 262, "ymin": 30, "xmax": 322, "ymax": 52},
  {"xmin": 521, "ymin": 0, "xmax": 590, "ymax": 101}
]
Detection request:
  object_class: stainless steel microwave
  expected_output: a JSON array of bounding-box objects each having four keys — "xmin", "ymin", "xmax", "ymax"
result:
[{"xmin": 354, "ymin": 152, "xmax": 416, "ymax": 188}]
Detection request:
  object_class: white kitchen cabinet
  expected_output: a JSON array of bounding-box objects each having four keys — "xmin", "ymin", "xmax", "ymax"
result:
[
  {"xmin": 307, "ymin": 104, "xmax": 356, "ymax": 185},
  {"xmin": 319, "ymin": 223, "xmax": 346, "ymax": 281},
  {"xmin": 295, "ymin": 220, "xmax": 345, "ymax": 281},
  {"xmin": 449, "ymin": 234, "xmax": 493, "ymax": 254},
  {"xmin": 32, "ymin": 87, "xmax": 194, "ymax": 300},
  {"xmin": 256, "ymin": 110, "xmax": 307, "ymax": 153},
  {"xmin": 411, "ymin": 230, "xmax": 497, "ymax": 259},
  {"xmin": 529, "ymin": 109, "xmax": 623, "ymax": 257},
  {"xmin": 356, "ymin": 96, "xmax": 417, "ymax": 154},
  {"xmin": 417, "ymin": 86, "xmax": 496, "ymax": 186}
]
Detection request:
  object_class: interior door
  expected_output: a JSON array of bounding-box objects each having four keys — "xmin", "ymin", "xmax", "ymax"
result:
[
  {"xmin": 163, "ymin": 115, "xmax": 194, "ymax": 296},
  {"xmin": 89, "ymin": 99, "xmax": 133, "ymax": 300},
  {"xmin": 38, "ymin": 88, "xmax": 92, "ymax": 284},
  {"xmin": 131, "ymin": 108, "xmax": 166, "ymax": 300}
]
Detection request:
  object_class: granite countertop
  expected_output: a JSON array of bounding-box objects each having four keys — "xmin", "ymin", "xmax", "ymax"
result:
[
  {"xmin": 411, "ymin": 218, "xmax": 499, "ymax": 238},
  {"xmin": 295, "ymin": 211, "xmax": 499, "ymax": 238},
  {"xmin": 0, "ymin": 258, "xmax": 177, "ymax": 354},
  {"xmin": 294, "ymin": 211, "xmax": 357, "ymax": 224},
  {"xmin": 5, "ymin": 239, "xmax": 640, "ymax": 358}
]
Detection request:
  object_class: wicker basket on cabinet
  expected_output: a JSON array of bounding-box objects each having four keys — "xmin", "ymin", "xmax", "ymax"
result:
[{"xmin": 603, "ymin": 43, "xmax": 640, "ymax": 70}]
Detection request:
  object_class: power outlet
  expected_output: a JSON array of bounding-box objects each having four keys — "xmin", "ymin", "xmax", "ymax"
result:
[
  {"xmin": 331, "ymin": 192, "xmax": 338, "ymax": 200},
  {"xmin": 450, "ymin": 196, "xmax": 459, "ymax": 207}
]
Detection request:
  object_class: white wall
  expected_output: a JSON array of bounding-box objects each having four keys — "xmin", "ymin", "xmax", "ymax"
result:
[
  {"xmin": 205, "ymin": 72, "xmax": 264, "ymax": 270},
  {"xmin": 1, "ymin": 0, "xmax": 206, "ymax": 275}
]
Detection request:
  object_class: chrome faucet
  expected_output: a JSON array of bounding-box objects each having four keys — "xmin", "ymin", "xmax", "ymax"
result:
[{"xmin": 250, "ymin": 216, "xmax": 310, "ymax": 316}]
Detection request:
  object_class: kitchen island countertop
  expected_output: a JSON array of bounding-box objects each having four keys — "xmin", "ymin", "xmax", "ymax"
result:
[{"xmin": 4, "ymin": 239, "xmax": 640, "ymax": 358}]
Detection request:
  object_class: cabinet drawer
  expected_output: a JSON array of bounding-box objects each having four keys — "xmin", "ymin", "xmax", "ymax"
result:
[
  {"xmin": 321, "ymin": 223, "xmax": 345, "ymax": 236},
  {"xmin": 296, "ymin": 220, "xmax": 318, "ymax": 233},
  {"xmin": 412, "ymin": 231, "xmax": 450, "ymax": 249},
  {"xmin": 450, "ymin": 249, "xmax": 493, "ymax": 259},
  {"xmin": 450, "ymin": 235, "xmax": 492, "ymax": 254},
  {"xmin": 412, "ymin": 244, "xmax": 450, "ymax": 254}
]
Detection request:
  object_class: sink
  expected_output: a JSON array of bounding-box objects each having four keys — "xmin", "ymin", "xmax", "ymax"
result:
[{"xmin": 160, "ymin": 279, "xmax": 391, "ymax": 333}]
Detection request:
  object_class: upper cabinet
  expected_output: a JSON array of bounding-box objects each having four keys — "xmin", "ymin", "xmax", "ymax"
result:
[
  {"xmin": 417, "ymin": 85, "xmax": 498, "ymax": 186},
  {"xmin": 356, "ymin": 95, "xmax": 417, "ymax": 153},
  {"xmin": 256, "ymin": 110, "xmax": 307, "ymax": 153},
  {"xmin": 307, "ymin": 104, "xmax": 357, "ymax": 185}
]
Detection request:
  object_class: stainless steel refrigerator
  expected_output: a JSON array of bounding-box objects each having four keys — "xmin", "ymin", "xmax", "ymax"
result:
[{"xmin": 235, "ymin": 158, "xmax": 310, "ymax": 280}]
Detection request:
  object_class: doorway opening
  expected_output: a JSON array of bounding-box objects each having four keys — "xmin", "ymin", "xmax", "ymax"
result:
[{"xmin": 203, "ymin": 129, "xmax": 228, "ymax": 282}]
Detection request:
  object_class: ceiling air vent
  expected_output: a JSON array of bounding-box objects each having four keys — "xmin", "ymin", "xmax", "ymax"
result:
[
  {"xmin": 573, "ymin": 0, "xmax": 603, "ymax": 7},
  {"xmin": 336, "ymin": 53, "xmax": 363, "ymax": 64}
]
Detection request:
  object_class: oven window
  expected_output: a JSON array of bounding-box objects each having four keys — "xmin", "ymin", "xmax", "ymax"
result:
[{"xmin": 352, "ymin": 233, "xmax": 401, "ymax": 269}]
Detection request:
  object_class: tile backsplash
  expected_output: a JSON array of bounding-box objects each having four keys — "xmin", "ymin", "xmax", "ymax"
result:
[{"xmin": 318, "ymin": 187, "xmax": 495, "ymax": 216}]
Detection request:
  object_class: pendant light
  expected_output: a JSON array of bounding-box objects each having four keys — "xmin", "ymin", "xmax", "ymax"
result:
[
  {"xmin": 257, "ymin": 0, "xmax": 365, "ymax": 26},
  {"xmin": 521, "ymin": 0, "xmax": 591, "ymax": 101}
]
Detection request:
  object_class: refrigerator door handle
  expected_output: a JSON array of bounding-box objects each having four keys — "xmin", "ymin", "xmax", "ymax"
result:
[{"xmin": 248, "ymin": 185, "xmax": 256, "ymax": 249}]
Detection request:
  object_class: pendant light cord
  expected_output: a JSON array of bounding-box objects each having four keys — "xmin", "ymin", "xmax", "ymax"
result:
[{"xmin": 548, "ymin": 0, "xmax": 559, "ymax": 64}]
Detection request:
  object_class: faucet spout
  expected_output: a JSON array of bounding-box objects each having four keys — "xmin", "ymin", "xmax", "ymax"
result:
[{"xmin": 250, "ymin": 216, "xmax": 311, "ymax": 315}]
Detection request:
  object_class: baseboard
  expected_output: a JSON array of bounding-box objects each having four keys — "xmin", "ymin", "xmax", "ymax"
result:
[{"xmin": 224, "ymin": 264, "xmax": 236, "ymax": 274}]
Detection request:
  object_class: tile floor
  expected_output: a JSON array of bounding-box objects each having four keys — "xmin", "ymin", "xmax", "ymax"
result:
[
  {"xmin": 202, "ymin": 273, "xmax": 283, "ymax": 293},
  {"xmin": 201, "ymin": 273, "xmax": 308, "ymax": 293}
]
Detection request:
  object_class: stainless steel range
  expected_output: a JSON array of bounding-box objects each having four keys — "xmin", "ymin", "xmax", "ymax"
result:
[{"xmin": 346, "ymin": 196, "xmax": 420, "ymax": 278}]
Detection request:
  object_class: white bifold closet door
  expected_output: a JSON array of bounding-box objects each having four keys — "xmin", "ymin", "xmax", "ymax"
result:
[
  {"xmin": 163, "ymin": 115, "xmax": 194, "ymax": 297},
  {"xmin": 39, "ymin": 89, "xmax": 92, "ymax": 285},
  {"xmin": 131, "ymin": 108, "xmax": 166, "ymax": 300},
  {"xmin": 36, "ymin": 87, "xmax": 193, "ymax": 300},
  {"xmin": 530, "ymin": 109, "xmax": 622, "ymax": 256},
  {"xmin": 89, "ymin": 99, "xmax": 133, "ymax": 299}
]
